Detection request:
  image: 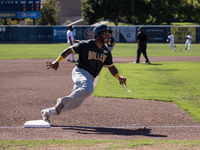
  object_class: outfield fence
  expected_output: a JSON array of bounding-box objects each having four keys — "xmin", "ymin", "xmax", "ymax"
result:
[{"xmin": 0, "ymin": 25, "xmax": 200, "ymax": 43}]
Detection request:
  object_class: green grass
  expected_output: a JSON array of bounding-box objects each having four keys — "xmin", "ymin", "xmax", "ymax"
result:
[
  {"xmin": 112, "ymin": 43, "xmax": 200, "ymax": 57},
  {"xmin": 94, "ymin": 62, "xmax": 200, "ymax": 123},
  {"xmin": 1, "ymin": 139, "xmax": 200, "ymax": 149},
  {"xmin": 0, "ymin": 43, "xmax": 200, "ymax": 59},
  {"xmin": 0, "ymin": 43, "xmax": 68, "ymax": 59}
]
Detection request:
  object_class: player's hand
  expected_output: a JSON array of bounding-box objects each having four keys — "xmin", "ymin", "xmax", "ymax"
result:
[
  {"xmin": 119, "ymin": 76, "xmax": 126, "ymax": 85},
  {"xmin": 46, "ymin": 61, "xmax": 59, "ymax": 70}
]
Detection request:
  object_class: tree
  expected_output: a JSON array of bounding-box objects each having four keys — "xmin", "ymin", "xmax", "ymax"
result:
[
  {"xmin": 0, "ymin": 18, "xmax": 20, "ymax": 25},
  {"xmin": 102, "ymin": 0, "xmax": 132, "ymax": 25},
  {"xmin": 183, "ymin": 0, "xmax": 200, "ymax": 24},
  {"xmin": 191, "ymin": 1, "xmax": 200, "ymax": 24},
  {"xmin": 81, "ymin": 0, "xmax": 103, "ymax": 24},
  {"xmin": 36, "ymin": 0, "xmax": 60, "ymax": 25},
  {"xmin": 81, "ymin": 0, "xmax": 150, "ymax": 25},
  {"xmin": 133, "ymin": 0, "xmax": 151, "ymax": 24},
  {"xmin": 150, "ymin": 0, "xmax": 187, "ymax": 25}
]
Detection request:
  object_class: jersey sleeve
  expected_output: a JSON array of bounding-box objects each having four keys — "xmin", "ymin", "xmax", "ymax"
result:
[{"xmin": 72, "ymin": 40, "xmax": 86, "ymax": 54}]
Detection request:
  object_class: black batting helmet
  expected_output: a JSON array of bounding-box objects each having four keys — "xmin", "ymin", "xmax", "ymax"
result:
[{"xmin": 93, "ymin": 24, "xmax": 113, "ymax": 37}]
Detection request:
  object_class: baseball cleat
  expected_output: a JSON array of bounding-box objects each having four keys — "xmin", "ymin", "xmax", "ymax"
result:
[
  {"xmin": 134, "ymin": 62, "xmax": 139, "ymax": 64},
  {"xmin": 41, "ymin": 108, "xmax": 55, "ymax": 123}
]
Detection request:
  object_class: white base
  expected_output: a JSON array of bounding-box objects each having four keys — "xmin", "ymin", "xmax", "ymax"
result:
[{"xmin": 23, "ymin": 120, "xmax": 51, "ymax": 128}]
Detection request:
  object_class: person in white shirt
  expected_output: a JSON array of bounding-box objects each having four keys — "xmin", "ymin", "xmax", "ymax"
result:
[
  {"xmin": 66, "ymin": 26, "xmax": 80, "ymax": 62},
  {"xmin": 167, "ymin": 32, "xmax": 176, "ymax": 52},
  {"xmin": 185, "ymin": 33, "xmax": 192, "ymax": 51}
]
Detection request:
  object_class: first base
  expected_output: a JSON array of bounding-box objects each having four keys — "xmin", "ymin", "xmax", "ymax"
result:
[{"xmin": 23, "ymin": 120, "xmax": 51, "ymax": 128}]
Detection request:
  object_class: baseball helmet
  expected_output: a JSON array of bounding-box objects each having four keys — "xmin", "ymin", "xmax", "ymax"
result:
[{"xmin": 93, "ymin": 24, "xmax": 113, "ymax": 36}]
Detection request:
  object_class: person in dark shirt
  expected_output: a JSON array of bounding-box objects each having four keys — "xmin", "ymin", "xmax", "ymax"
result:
[
  {"xmin": 107, "ymin": 33, "xmax": 115, "ymax": 52},
  {"xmin": 134, "ymin": 27, "xmax": 150, "ymax": 64}
]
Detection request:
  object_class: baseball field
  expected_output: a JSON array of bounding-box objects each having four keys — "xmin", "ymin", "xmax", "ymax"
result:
[{"xmin": 0, "ymin": 43, "xmax": 200, "ymax": 149}]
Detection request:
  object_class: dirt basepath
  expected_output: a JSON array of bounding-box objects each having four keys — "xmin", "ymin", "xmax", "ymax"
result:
[{"xmin": 0, "ymin": 56, "xmax": 200, "ymax": 140}]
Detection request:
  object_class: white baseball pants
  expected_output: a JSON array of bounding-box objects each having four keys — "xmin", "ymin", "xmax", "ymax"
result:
[
  {"xmin": 170, "ymin": 42, "xmax": 176, "ymax": 50},
  {"xmin": 60, "ymin": 67, "xmax": 94, "ymax": 112},
  {"xmin": 67, "ymin": 43, "xmax": 75, "ymax": 61},
  {"xmin": 185, "ymin": 41, "xmax": 191, "ymax": 50}
]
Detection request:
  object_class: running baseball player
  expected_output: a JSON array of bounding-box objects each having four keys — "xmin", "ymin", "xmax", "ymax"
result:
[
  {"xmin": 185, "ymin": 32, "xmax": 192, "ymax": 51},
  {"xmin": 66, "ymin": 25, "xmax": 80, "ymax": 62},
  {"xmin": 42, "ymin": 24, "xmax": 127, "ymax": 123},
  {"xmin": 167, "ymin": 32, "xmax": 176, "ymax": 52}
]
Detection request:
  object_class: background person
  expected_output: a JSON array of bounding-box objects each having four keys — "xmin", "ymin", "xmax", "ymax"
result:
[
  {"xmin": 66, "ymin": 25, "xmax": 80, "ymax": 62},
  {"xmin": 134, "ymin": 27, "xmax": 150, "ymax": 64},
  {"xmin": 185, "ymin": 33, "xmax": 192, "ymax": 51},
  {"xmin": 167, "ymin": 32, "xmax": 176, "ymax": 52},
  {"xmin": 42, "ymin": 24, "xmax": 127, "ymax": 123},
  {"xmin": 107, "ymin": 33, "xmax": 115, "ymax": 52}
]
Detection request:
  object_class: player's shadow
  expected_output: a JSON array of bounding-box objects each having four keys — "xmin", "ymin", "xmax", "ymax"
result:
[{"xmin": 52, "ymin": 125, "xmax": 167, "ymax": 137}]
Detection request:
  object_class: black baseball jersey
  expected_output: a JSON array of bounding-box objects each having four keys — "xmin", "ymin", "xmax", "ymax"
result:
[
  {"xmin": 72, "ymin": 39, "xmax": 113, "ymax": 77},
  {"xmin": 137, "ymin": 31, "xmax": 147, "ymax": 42}
]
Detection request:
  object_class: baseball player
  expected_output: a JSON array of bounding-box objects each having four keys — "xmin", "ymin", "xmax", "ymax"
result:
[
  {"xmin": 106, "ymin": 33, "xmax": 115, "ymax": 52},
  {"xmin": 185, "ymin": 32, "xmax": 192, "ymax": 51},
  {"xmin": 66, "ymin": 25, "xmax": 80, "ymax": 62},
  {"xmin": 42, "ymin": 24, "xmax": 127, "ymax": 123},
  {"xmin": 167, "ymin": 32, "xmax": 176, "ymax": 52}
]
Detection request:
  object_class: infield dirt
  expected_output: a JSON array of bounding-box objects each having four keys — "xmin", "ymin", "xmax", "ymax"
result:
[{"xmin": 0, "ymin": 56, "xmax": 200, "ymax": 140}]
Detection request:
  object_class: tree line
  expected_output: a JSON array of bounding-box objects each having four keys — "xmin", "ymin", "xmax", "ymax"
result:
[
  {"xmin": 0, "ymin": 0, "xmax": 200, "ymax": 25},
  {"xmin": 81, "ymin": 0, "xmax": 200, "ymax": 25}
]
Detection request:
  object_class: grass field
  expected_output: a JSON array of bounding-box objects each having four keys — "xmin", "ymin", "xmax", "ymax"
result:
[
  {"xmin": 94, "ymin": 62, "xmax": 200, "ymax": 123},
  {"xmin": 0, "ymin": 43, "xmax": 200, "ymax": 59},
  {"xmin": 1, "ymin": 139, "xmax": 200, "ymax": 149},
  {"xmin": 0, "ymin": 43, "xmax": 200, "ymax": 149}
]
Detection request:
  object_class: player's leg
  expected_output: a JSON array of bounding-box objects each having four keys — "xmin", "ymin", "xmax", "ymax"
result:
[
  {"xmin": 185, "ymin": 41, "xmax": 188, "ymax": 50},
  {"xmin": 67, "ymin": 43, "xmax": 72, "ymax": 61},
  {"xmin": 71, "ymin": 54, "xmax": 75, "ymax": 62},
  {"xmin": 67, "ymin": 53, "xmax": 72, "ymax": 61},
  {"xmin": 171, "ymin": 42, "xmax": 176, "ymax": 51},
  {"xmin": 41, "ymin": 67, "xmax": 94, "ymax": 123},
  {"xmin": 142, "ymin": 44, "xmax": 150, "ymax": 63},
  {"xmin": 188, "ymin": 42, "xmax": 191, "ymax": 51},
  {"xmin": 135, "ymin": 47, "xmax": 142, "ymax": 63}
]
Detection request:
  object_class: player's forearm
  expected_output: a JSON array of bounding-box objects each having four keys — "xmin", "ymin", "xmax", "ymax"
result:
[
  {"xmin": 55, "ymin": 48, "xmax": 74, "ymax": 63},
  {"xmin": 108, "ymin": 65, "xmax": 119, "ymax": 77},
  {"xmin": 61, "ymin": 48, "xmax": 74, "ymax": 58}
]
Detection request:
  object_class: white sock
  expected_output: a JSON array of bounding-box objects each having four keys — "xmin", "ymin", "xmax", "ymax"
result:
[{"xmin": 48, "ymin": 107, "xmax": 57, "ymax": 116}]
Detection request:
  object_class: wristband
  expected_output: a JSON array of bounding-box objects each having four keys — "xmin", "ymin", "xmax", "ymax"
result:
[
  {"xmin": 56, "ymin": 55, "xmax": 64, "ymax": 63},
  {"xmin": 114, "ymin": 73, "xmax": 121, "ymax": 80}
]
